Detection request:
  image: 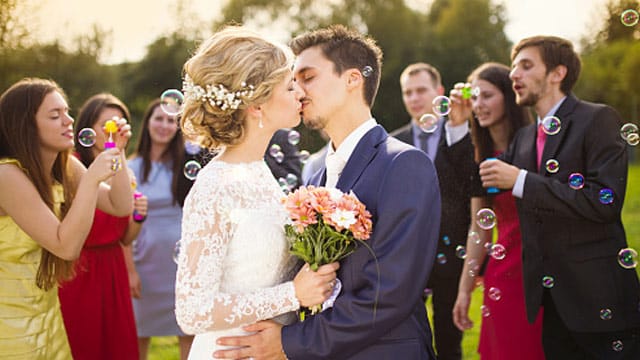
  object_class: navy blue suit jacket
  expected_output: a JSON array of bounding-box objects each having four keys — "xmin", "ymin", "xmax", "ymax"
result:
[{"xmin": 281, "ymin": 125, "xmax": 441, "ymax": 359}]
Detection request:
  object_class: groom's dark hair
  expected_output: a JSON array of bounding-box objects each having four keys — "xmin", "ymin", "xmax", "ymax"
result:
[{"xmin": 290, "ymin": 24, "xmax": 383, "ymax": 107}]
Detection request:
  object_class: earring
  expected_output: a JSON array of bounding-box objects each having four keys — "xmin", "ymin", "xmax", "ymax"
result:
[{"xmin": 258, "ymin": 118, "xmax": 264, "ymax": 129}]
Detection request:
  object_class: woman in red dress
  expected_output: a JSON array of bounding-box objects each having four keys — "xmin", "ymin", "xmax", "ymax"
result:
[
  {"xmin": 59, "ymin": 93, "xmax": 146, "ymax": 360},
  {"xmin": 451, "ymin": 63, "xmax": 545, "ymax": 359}
]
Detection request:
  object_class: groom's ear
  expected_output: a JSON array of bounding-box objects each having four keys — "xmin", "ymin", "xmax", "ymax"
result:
[{"xmin": 345, "ymin": 69, "xmax": 363, "ymax": 91}]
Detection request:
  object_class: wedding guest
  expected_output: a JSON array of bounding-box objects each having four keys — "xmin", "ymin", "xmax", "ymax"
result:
[
  {"xmin": 450, "ymin": 63, "xmax": 543, "ymax": 359},
  {"xmin": 58, "ymin": 93, "xmax": 142, "ymax": 360},
  {"xmin": 174, "ymin": 25, "xmax": 338, "ymax": 359},
  {"xmin": 479, "ymin": 35, "xmax": 640, "ymax": 359},
  {"xmin": 125, "ymin": 98, "xmax": 193, "ymax": 360},
  {"xmin": 391, "ymin": 62, "xmax": 477, "ymax": 360},
  {"xmin": 0, "ymin": 78, "xmax": 132, "ymax": 359},
  {"xmin": 216, "ymin": 24, "xmax": 441, "ymax": 360}
]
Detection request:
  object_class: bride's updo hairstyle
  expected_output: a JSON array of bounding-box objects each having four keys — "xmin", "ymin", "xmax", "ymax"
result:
[{"xmin": 181, "ymin": 26, "xmax": 294, "ymax": 150}]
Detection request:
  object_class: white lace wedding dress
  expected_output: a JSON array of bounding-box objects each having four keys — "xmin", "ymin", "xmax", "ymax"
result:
[{"xmin": 175, "ymin": 160, "xmax": 300, "ymax": 359}]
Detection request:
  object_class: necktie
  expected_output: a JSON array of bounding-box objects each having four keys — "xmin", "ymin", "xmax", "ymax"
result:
[
  {"xmin": 325, "ymin": 152, "xmax": 345, "ymax": 188},
  {"xmin": 536, "ymin": 123, "xmax": 547, "ymax": 171},
  {"xmin": 418, "ymin": 131, "xmax": 430, "ymax": 156}
]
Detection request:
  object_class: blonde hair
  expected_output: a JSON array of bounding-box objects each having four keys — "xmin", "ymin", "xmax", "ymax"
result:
[{"xmin": 181, "ymin": 26, "xmax": 293, "ymax": 149}]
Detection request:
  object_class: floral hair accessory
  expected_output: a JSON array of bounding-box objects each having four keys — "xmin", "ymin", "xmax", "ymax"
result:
[{"xmin": 182, "ymin": 74, "xmax": 255, "ymax": 111}]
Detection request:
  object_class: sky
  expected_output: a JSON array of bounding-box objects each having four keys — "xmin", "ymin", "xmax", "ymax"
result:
[{"xmin": 28, "ymin": 0, "xmax": 612, "ymax": 64}]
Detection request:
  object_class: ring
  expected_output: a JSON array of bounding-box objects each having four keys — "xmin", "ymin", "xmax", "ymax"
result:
[{"xmin": 111, "ymin": 158, "xmax": 121, "ymax": 172}]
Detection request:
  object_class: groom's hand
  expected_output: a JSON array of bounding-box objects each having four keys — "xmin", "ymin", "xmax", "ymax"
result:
[{"xmin": 214, "ymin": 320, "xmax": 285, "ymax": 360}]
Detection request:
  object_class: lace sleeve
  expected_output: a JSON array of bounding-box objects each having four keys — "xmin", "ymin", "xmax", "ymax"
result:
[{"xmin": 175, "ymin": 166, "xmax": 300, "ymax": 334}]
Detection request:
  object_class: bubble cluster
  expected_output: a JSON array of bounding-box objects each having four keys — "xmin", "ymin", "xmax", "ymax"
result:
[
  {"xmin": 620, "ymin": 123, "xmax": 639, "ymax": 146},
  {"xmin": 481, "ymin": 305, "xmax": 491, "ymax": 317}
]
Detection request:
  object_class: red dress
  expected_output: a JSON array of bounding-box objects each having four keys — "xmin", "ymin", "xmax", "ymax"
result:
[
  {"xmin": 58, "ymin": 209, "xmax": 139, "ymax": 360},
  {"xmin": 478, "ymin": 189, "xmax": 545, "ymax": 359}
]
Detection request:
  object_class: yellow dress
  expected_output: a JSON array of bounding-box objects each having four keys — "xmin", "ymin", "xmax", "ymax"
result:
[{"xmin": 0, "ymin": 158, "xmax": 72, "ymax": 359}]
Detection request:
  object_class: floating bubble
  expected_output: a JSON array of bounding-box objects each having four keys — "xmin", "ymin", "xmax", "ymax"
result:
[
  {"xmin": 285, "ymin": 173, "xmax": 298, "ymax": 187},
  {"xmin": 599, "ymin": 188, "xmax": 614, "ymax": 205},
  {"xmin": 476, "ymin": 208, "xmax": 497, "ymax": 230},
  {"xmin": 488, "ymin": 287, "xmax": 502, "ymax": 301},
  {"xmin": 273, "ymin": 151, "xmax": 285, "ymax": 164},
  {"xmin": 490, "ymin": 243, "xmax": 506, "ymax": 260},
  {"xmin": 627, "ymin": 133, "xmax": 639, "ymax": 146},
  {"xmin": 183, "ymin": 160, "xmax": 202, "ymax": 180},
  {"xmin": 612, "ymin": 340, "xmax": 624, "ymax": 352},
  {"xmin": 418, "ymin": 113, "xmax": 438, "ymax": 133},
  {"xmin": 269, "ymin": 144, "xmax": 281, "ymax": 158},
  {"xmin": 442, "ymin": 235, "xmax": 450, "ymax": 246},
  {"xmin": 288, "ymin": 130, "xmax": 300, "ymax": 145},
  {"xmin": 77, "ymin": 128, "xmax": 97, "ymax": 147},
  {"xmin": 437, "ymin": 253, "xmax": 447, "ymax": 264},
  {"xmin": 541, "ymin": 116, "xmax": 561, "ymax": 135},
  {"xmin": 472, "ymin": 86, "xmax": 481, "ymax": 97},
  {"xmin": 362, "ymin": 66, "xmax": 373, "ymax": 77},
  {"xmin": 297, "ymin": 150, "xmax": 310, "ymax": 164},
  {"xmin": 600, "ymin": 308, "xmax": 613, "ymax": 320},
  {"xmin": 172, "ymin": 240, "xmax": 181, "ymax": 264},
  {"xmin": 468, "ymin": 231, "xmax": 482, "ymax": 245},
  {"xmin": 568, "ymin": 173, "xmax": 585, "ymax": 190},
  {"xmin": 621, "ymin": 9, "xmax": 639, "ymax": 27},
  {"xmin": 467, "ymin": 259, "xmax": 480, "ymax": 277},
  {"xmin": 160, "ymin": 89, "xmax": 184, "ymax": 116},
  {"xmin": 481, "ymin": 305, "xmax": 490, "ymax": 317},
  {"xmin": 620, "ymin": 123, "xmax": 638, "ymax": 141},
  {"xmin": 455, "ymin": 245, "xmax": 467, "ymax": 259},
  {"xmin": 277, "ymin": 177, "xmax": 288, "ymax": 191},
  {"xmin": 545, "ymin": 159, "xmax": 560, "ymax": 174},
  {"xmin": 542, "ymin": 275, "xmax": 555, "ymax": 288},
  {"xmin": 617, "ymin": 248, "xmax": 638, "ymax": 269},
  {"xmin": 184, "ymin": 140, "xmax": 201, "ymax": 155},
  {"xmin": 432, "ymin": 95, "xmax": 451, "ymax": 116}
]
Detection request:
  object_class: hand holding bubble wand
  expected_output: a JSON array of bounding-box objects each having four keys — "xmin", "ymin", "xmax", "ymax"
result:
[
  {"xmin": 130, "ymin": 179, "xmax": 148, "ymax": 223},
  {"xmin": 103, "ymin": 118, "xmax": 119, "ymax": 149}
]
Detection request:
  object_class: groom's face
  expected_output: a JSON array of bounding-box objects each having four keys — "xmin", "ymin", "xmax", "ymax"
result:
[{"xmin": 294, "ymin": 46, "xmax": 348, "ymax": 131}]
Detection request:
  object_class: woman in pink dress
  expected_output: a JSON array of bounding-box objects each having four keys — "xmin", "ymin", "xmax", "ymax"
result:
[{"xmin": 451, "ymin": 63, "xmax": 545, "ymax": 359}]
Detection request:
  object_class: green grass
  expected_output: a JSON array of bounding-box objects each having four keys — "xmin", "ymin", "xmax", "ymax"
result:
[{"xmin": 149, "ymin": 165, "xmax": 640, "ymax": 360}]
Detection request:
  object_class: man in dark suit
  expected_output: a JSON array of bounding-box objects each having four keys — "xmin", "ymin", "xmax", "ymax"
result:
[
  {"xmin": 215, "ymin": 25, "xmax": 441, "ymax": 359},
  {"xmin": 479, "ymin": 35, "xmax": 640, "ymax": 359},
  {"xmin": 390, "ymin": 63, "xmax": 477, "ymax": 360}
]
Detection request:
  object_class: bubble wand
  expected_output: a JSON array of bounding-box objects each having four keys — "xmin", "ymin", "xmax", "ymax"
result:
[{"xmin": 103, "ymin": 118, "xmax": 118, "ymax": 149}]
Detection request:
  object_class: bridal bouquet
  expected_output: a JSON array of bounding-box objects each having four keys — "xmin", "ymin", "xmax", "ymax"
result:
[{"xmin": 282, "ymin": 185, "xmax": 374, "ymax": 317}]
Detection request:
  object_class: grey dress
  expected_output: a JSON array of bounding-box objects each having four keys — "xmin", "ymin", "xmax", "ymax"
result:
[{"xmin": 128, "ymin": 157, "xmax": 186, "ymax": 337}]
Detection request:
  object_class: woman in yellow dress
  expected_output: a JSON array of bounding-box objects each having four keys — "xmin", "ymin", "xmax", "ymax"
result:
[{"xmin": 0, "ymin": 78, "xmax": 133, "ymax": 359}]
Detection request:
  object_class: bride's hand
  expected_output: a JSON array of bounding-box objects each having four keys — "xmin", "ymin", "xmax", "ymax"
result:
[{"xmin": 293, "ymin": 262, "xmax": 340, "ymax": 307}]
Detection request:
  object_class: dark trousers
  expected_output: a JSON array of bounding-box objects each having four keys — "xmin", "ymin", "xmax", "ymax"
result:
[
  {"xmin": 542, "ymin": 290, "xmax": 640, "ymax": 359},
  {"xmin": 428, "ymin": 274, "xmax": 462, "ymax": 360}
]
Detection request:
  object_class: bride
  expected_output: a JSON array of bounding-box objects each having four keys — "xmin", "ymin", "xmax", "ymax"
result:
[{"xmin": 175, "ymin": 26, "xmax": 339, "ymax": 359}]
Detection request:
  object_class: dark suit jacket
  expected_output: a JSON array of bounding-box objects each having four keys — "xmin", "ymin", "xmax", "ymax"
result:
[
  {"xmin": 282, "ymin": 125, "xmax": 441, "ymax": 359},
  {"xmin": 501, "ymin": 94, "xmax": 640, "ymax": 332},
  {"xmin": 390, "ymin": 123, "xmax": 477, "ymax": 282},
  {"xmin": 264, "ymin": 129, "xmax": 303, "ymax": 190}
]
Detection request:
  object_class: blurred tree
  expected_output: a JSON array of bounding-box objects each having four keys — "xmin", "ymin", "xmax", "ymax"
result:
[{"xmin": 0, "ymin": 0, "xmax": 30, "ymax": 50}]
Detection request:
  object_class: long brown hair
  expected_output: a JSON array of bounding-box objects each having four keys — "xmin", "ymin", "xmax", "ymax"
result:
[
  {"xmin": 468, "ymin": 63, "xmax": 533, "ymax": 163},
  {"xmin": 74, "ymin": 93, "xmax": 131, "ymax": 167},
  {"xmin": 0, "ymin": 78, "xmax": 77, "ymax": 290},
  {"xmin": 131, "ymin": 99, "xmax": 184, "ymax": 204}
]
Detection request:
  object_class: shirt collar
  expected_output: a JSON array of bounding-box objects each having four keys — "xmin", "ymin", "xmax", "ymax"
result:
[
  {"xmin": 537, "ymin": 96, "xmax": 567, "ymax": 125},
  {"xmin": 327, "ymin": 118, "xmax": 377, "ymax": 164}
]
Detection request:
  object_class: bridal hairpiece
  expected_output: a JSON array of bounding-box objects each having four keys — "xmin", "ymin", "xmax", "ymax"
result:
[{"xmin": 182, "ymin": 75, "xmax": 255, "ymax": 111}]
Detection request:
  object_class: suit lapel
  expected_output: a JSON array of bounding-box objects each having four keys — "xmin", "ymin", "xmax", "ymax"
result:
[
  {"xmin": 539, "ymin": 94, "xmax": 579, "ymax": 174},
  {"xmin": 336, "ymin": 125, "xmax": 387, "ymax": 192}
]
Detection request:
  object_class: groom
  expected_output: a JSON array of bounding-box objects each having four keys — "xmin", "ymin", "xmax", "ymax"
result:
[{"xmin": 215, "ymin": 25, "xmax": 441, "ymax": 359}]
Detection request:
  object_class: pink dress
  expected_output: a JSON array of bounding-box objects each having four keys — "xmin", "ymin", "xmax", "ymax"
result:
[{"xmin": 478, "ymin": 188, "xmax": 545, "ymax": 359}]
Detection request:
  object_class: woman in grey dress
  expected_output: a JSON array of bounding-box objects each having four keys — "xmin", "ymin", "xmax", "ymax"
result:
[{"xmin": 125, "ymin": 99, "xmax": 194, "ymax": 360}]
